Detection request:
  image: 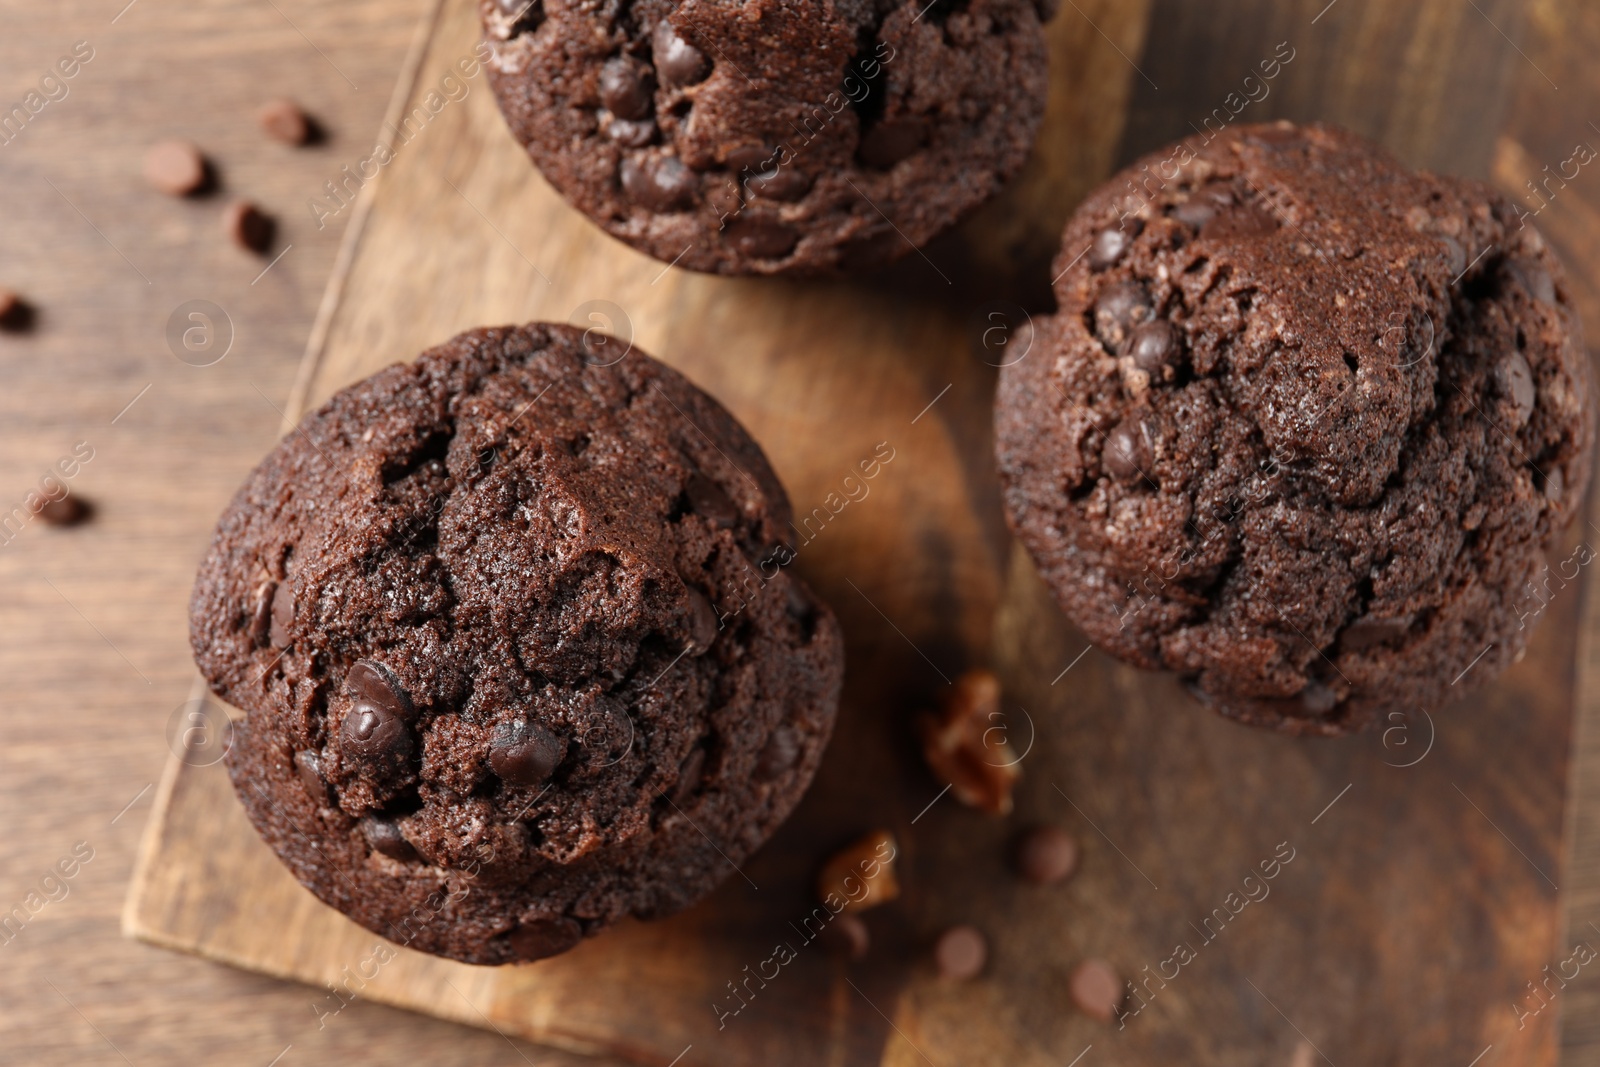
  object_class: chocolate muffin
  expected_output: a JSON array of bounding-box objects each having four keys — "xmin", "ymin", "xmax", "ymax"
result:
[
  {"xmin": 996, "ymin": 121, "xmax": 1594, "ymax": 736},
  {"xmin": 480, "ymin": 0, "xmax": 1052, "ymax": 275},
  {"xmin": 190, "ymin": 323, "xmax": 844, "ymax": 963}
]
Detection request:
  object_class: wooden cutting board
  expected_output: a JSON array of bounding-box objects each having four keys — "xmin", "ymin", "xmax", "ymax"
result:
[{"xmin": 124, "ymin": 0, "xmax": 1600, "ymax": 1063}]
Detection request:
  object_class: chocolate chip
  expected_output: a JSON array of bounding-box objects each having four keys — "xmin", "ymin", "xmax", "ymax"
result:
[
  {"xmin": 1438, "ymin": 234, "xmax": 1466, "ymax": 277},
  {"xmin": 672, "ymin": 746, "xmax": 705, "ymax": 802},
  {"xmin": 1495, "ymin": 351, "xmax": 1536, "ymax": 426},
  {"xmin": 857, "ymin": 119, "xmax": 926, "ymax": 169},
  {"xmin": 1093, "ymin": 281, "xmax": 1152, "ymax": 350},
  {"xmin": 706, "ymin": 178, "xmax": 741, "ymax": 217},
  {"xmin": 1546, "ymin": 466, "xmax": 1565, "ymax": 503},
  {"xmin": 1508, "ymin": 259, "xmax": 1556, "ymax": 304},
  {"xmin": 755, "ymin": 725, "xmax": 801, "ymax": 778},
  {"xmin": 1338, "ymin": 613, "xmax": 1412, "ymax": 652},
  {"xmin": 1127, "ymin": 320, "xmax": 1178, "ymax": 379},
  {"xmin": 1201, "ymin": 199, "xmax": 1280, "ymax": 240},
  {"xmin": 684, "ymin": 473, "xmax": 737, "ymax": 527},
  {"xmin": 1103, "ymin": 418, "xmax": 1152, "ymax": 484},
  {"xmin": 258, "ymin": 98, "xmax": 310, "ymax": 145},
  {"xmin": 223, "ymin": 201, "xmax": 274, "ymax": 254},
  {"xmin": 725, "ymin": 215, "xmax": 797, "ymax": 259},
  {"xmin": 250, "ymin": 581, "xmax": 276, "ymax": 646},
  {"xmin": 1070, "ymin": 959, "xmax": 1125, "ymax": 1022},
  {"xmin": 143, "ymin": 139, "xmax": 207, "ymax": 196},
  {"xmin": 620, "ymin": 154, "xmax": 698, "ymax": 211},
  {"xmin": 347, "ymin": 660, "xmax": 414, "ymax": 720},
  {"xmin": 746, "ymin": 164, "xmax": 810, "ymax": 201},
  {"xmin": 362, "ymin": 817, "xmax": 419, "ymax": 861},
  {"xmin": 341, "ymin": 700, "xmax": 413, "ymax": 764},
  {"xmin": 935, "ymin": 925, "xmax": 987, "ymax": 980},
  {"xmin": 1015, "ymin": 825, "xmax": 1078, "ymax": 885},
  {"xmin": 489, "ymin": 719, "xmax": 567, "ymax": 786},
  {"xmin": 1246, "ymin": 121, "xmax": 1303, "ymax": 147},
  {"xmin": 269, "ymin": 580, "xmax": 294, "ymax": 647},
  {"xmin": 1172, "ymin": 199, "xmax": 1216, "ymax": 230},
  {"xmin": 686, "ymin": 587, "xmax": 720, "ymax": 653},
  {"xmin": 653, "ymin": 20, "xmax": 709, "ymax": 86},
  {"xmin": 785, "ymin": 582, "xmax": 817, "ymax": 635},
  {"xmin": 1089, "ymin": 226, "xmax": 1132, "ymax": 269},
  {"xmin": 1299, "ymin": 681, "xmax": 1338, "ymax": 716},
  {"xmin": 507, "ymin": 916, "xmax": 583, "ymax": 960},
  {"xmin": 605, "ymin": 117, "xmax": 657, "ymax": 147},
  {"xmin": 821, "ymin": 912, "xmax": 869, "ymax": 959},
  {"xmin": 599, "ymin": 56, "xmax": 655, "ymax": 120},
  {"xmin": 724, "ymin": 144, "xmax": 772, "ymax": 175},
  {"xmin": 35, "ymin": 495, "xmax": 88, "ymax": 526},
  {"xmin": 294, "ymin": 749, "xmax": 331, "ymax": 805}
]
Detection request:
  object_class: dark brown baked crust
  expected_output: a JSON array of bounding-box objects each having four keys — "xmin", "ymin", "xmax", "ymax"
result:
[
  {"xmin": 480, "ymin": 0, "xmax": 1051, "ymax": 275},
  {"xmin": 996, "ymin": 121, "xmax": 1594, "ymax": 736},
  {"xmin": 190, "ymin": 323, "xmax": 843, "ymax": 963}
]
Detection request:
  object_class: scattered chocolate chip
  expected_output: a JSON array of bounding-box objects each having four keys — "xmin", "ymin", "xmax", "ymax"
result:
[
  {"xmin": 250, "ymin": 581, "xmax": 277, "ymax": 646},
  {"xmin": 605, "ymin": 116, "xmax": 657, "ymax": 147},
  {"xmin": 817, "ymin": 830, "xmax": 900, "ymax": 912},
  {"xmin": 919, "ymin": 669, "xmax": 1020, "ymax": 816},
  {"xmin": 620, "ymin": 154, "xmax": 698, "ymax": 211},
  {"xmin": 507, "ymin": 916, "xmax": 583, "ymax": 960},
  {"xmin": 223, "ymin": 201, "xmax": 274, "ymax": 254},
  {"xmin": 857, "ymin": 120, "xmax": 926, "ymax": 169},
  {"xmin": 143, "ymin": 139, "xmax": 207, "ymax": 196},
  {"xmin": 1103, "ymin": 418, "xmax": 1152, "ymax": 484},
  {"xmin": 1015, "ymin": 825, "xmax": 1078, "ymax": 885},
  {"xmin": 341, "ymin": 698, "xmax": 413, "ymax": 764},
  {"xmin": 1338, "ymin": 613, "xmax": 1411, "ymax": 652},
  {"xmin": 672, "ymin": 745, "xmax": 706, "ymax": 802},
  {"xmin": 821, "ymin": 912, "xmax": 870, "ymax": 959},
  {"xmin": 1127, "ymin": 320, "xmax": 1178, "ymax": 379},
  {"xmin": 1070, "ymin": 959, "xmax": 1125, "ymax": 1022},
  {"xmin": 269, "ymin": 580, "xmax": 294, "ymax": 647},
  {"xmin": 294, "ymin": 749, "xmax": 331, "ymax": 805},
  {"xmin": 1495, "ymin": 351, "xmax": 1536, "ymax": 426},
  {"xmin": 599, "ymin": 56, "xmax": 655, "ymax": 120},
  {"xmin": 34, "ymin": 495, "xmax": 89, "ymax": 526},
  {"xmin": 1093, "ymin": 281, "xmax": 1152, "ymax": 350},
  {"xmin": 489, "ymin": 719, "xmax": 567, "ymax": 786},
  {"xmin": 724, "ymin": 144, "xmax": 772, "ymax": 175},
  {"xmin": 653, "ymin": 20, "xmax": 709, "ymax": 86},
  {"xmin": 1089, "ymin": 226, "xmax": 1132, "ymax": 269},
  {"xmin": 258, "ymin": 98, "xmax": 311, "ymax": 145},
  {"xmin": 363, "ymin": 817, "xmax": 419, "ymax": 861},
  {"xmin": 686, "ymin": 587, "xmax": 720, "ymax": 653},
  {"xmin": 746, "ymin": 164, "xmax": 810, "ymax": 201},
  {"xmin": 755, "ymin": 724, "xmax": 801, "ymax": 778},
  {"xmin": 685, "ymin": 472, "xmax": 737, "ymax": 527},
  {"xmin": 935, "ymin": 925, "xmax": 987, "ymax": 980},
  {"xmin": 725, "ymin": 215, "xmax": 797, "ymax": 259}
]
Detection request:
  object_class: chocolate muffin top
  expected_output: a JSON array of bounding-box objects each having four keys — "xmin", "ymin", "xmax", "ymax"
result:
[
  {"xmin": 480, "ymin": 0, "xmax": 1052, "ymax": 275},
  {"xmin": 996, "ymin": 121, "xmax": 1594, "ymax": 735},
  {"xmin": 190, "ymin": 323, "xmax": 844, "ymax": 963}
]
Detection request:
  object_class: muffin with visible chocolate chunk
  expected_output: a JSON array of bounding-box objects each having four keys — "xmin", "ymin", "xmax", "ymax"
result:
[
  {"xmin": 479, "ymin": 0, "xmax": 1052, "ymax": 275},
  {"xmin": 996, "ymin": 121, "xmax": 1594, "ymax": 736},
  {"xmin": 190, "ymin": 323, "xmax": 843, "ymax": 963}
]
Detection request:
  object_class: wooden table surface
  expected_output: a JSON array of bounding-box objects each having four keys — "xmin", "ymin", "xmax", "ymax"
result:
[{"xmin": 6, "ymin": 1, "xmax": 1600, "ymax": 1065}]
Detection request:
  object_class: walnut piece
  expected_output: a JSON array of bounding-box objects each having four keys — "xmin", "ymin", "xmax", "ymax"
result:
[
  {"xmin": 816, "ymin": 829, "xmax": 900, "ymax": 913},
  {"xmin": 919, "ymin": 668, "xmax": 1021, "ymax": 815}
]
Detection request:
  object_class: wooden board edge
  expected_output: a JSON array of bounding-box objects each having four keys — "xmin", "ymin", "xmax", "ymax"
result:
[
  {"xmin": 121, "ymin": 676, "xmax": 210, "ymax": 943},
  {"xmin": 282, "ymin": 0, "xmax": 451, "ymax": 429}
]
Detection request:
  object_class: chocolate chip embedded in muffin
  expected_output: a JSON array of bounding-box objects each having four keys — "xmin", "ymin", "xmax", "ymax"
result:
[
  {"xmin": 995, "ymin": 121, "xmax": 1595, "ymax": 736},
  {"xmin": 479, "ymin": 0, "xmax": 1052, "ymax": 275},
  {"xmin": 189, "ymin": 322, "xmax": 845, "ymax": 964}
]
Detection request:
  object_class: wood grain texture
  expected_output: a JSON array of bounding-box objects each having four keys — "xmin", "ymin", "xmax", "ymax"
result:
[{"xmin": 113, "ymin": 0, "xmax": 1600, "ymax": 1066}]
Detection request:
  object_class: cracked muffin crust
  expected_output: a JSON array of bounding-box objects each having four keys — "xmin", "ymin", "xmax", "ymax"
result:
[
  {"xmin": 996, "ymin": 121, "xmax": 1594, "ymax": 736},
  {"xmin": 480, "ymin": 0, "xmax": 1052, "ymax": 275},
  {"xmin": 190, "ymin": 323, "xmax": 844, "ymax": 963}
]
